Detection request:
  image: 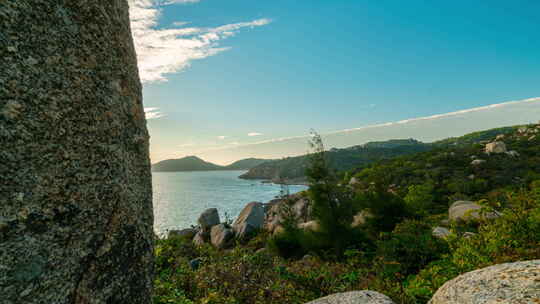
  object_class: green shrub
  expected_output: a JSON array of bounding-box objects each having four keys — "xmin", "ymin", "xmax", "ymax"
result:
[
  {"xmin": 354, "ymin": 186, "xmax": 410, "ymax": 234},
  {"xmin": 375, "ymin": 220, "xmax": 449, "ymax": 279}
]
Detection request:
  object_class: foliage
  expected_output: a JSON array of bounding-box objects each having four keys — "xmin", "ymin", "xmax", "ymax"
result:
[
  {"xmin": 154, "ymin": 124, "xmax": 540, "ymax": 304},
  {"xmin": 354, "ymin": 185, "xmax": 410, "ymax": 234}
]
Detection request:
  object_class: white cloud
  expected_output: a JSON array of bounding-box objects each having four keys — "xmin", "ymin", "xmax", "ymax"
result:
[
  {"xmin": 164, "ymin": 0, "xmax": 200, "ymax": 4},
  {"xmin": 128, "ymin": 0, "xmax": 271, "ymax": 83},
  {"xmin": 144, "ymin": 107, "xmax": 165, "ymax": 119},
  {"xmin": 248, "ymin": 132, "xmax": 263, "ymax": 137},
  {"xmin": 217, "ymin": 136, "xmax": 226, "ymax": 140}
]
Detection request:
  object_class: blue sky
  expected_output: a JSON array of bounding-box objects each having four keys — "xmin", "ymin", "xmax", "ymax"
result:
[{"xmin": 129, "ymin": 0, "xmax": 540, "ymax": 164}]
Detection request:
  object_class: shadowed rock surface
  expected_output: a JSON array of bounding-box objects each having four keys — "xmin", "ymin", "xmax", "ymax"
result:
[
  {"xmin": 0, "ymin": 1, "xmax": 153, "ymax": 303},
  {"xmin": 429, "ymin": 260, "xmax": 540, "ymax": 304}
]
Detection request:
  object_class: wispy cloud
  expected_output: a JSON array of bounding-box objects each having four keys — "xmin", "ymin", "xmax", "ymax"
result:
[
  {"xmin": 144, "ymin": 107, "xmax": 165, "ymax": 119},
  {"xmin": 248, "ymin": 132, "xmax": 263, "ymax": 137},
  {"xmin": 197, "ymin": 97, "xmax": 540, "ymax": 151},
  {"xmin": 128, "ymin": 0, "xmax": 271, "ymax": 83}
]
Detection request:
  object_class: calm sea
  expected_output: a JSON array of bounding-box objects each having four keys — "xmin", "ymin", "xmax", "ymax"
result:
[{"xmin": 152, "ymin": 171, "xmax": 308, "ymax": 235}]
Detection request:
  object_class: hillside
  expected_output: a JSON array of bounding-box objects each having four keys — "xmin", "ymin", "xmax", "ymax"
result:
[
  {"xmin": 152, "ymin": 156, "xmax": 223, "ymax": 172},
  {"xmin": 156, "ymin": 123, "xmax": 540, "ymax": 304},
  {"xmin": 152, "ymin": 156, "xmax": 270, "ymax": 172},
  {"xmin": 224, "ymin": 158, "xmax": 269, "ymax": 170},
  {"xmin": 348, "ymin": 123, "xmax": 540, "ymax": 212},
  {"xmin": 239, "ymin": 139, "xmax": 432, "ymax": 183}
]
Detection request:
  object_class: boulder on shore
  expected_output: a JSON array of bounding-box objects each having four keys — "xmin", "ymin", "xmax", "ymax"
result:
[
  {"xmin": 429, "ymin": 260, "xmax": 540, "ymax": 304},
  {"xmin": 198, "ymin": 208, "xmax": 220, "ymax": 233},
  {"xmin": 233, "ymin": 202, "xmax": 265, "ymax": 240},
  {"xmin": 306, "ymin": 290, "xmax": 395, "ymax": 304},
  {"xmin": 193, "ymin": 231, "xmax": 206, "ymax": 246},
  {"xmin": 265, "ymin": 193, "xmax": 312, "ymax": 233},
  {"xmin": 168, "ymin": 228, "xmax": 197, "ymax": 239},
  {"xmin": 210, "ymin": 224, "xmax": 234, "ymax": 249}
]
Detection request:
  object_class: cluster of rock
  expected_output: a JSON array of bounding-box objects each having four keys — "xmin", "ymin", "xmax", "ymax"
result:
[
  {"xmin": 305, "ymin": 259, "xmax": 540, "ymax": 304},
  {"xmin": 431, "ymin": 200, "xmax": 500, "ymax": 239},
  {"xmin": 168, "ymin": 202, "xmax": 266, "ymax": 249},
  {"xmin": 470, "ymin": 139, "xmax": 520, "ymax": 166}
]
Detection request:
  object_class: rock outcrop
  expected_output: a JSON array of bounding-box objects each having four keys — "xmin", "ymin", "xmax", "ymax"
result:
[
  {"xmin": 306, "ymin": 291, "xmax": 396, "ymax": 304},
  {"xmin": 0, "ymin": 1, "xmax": 153, "ymax": 303},
  {"xmin": 265, "ymin": 193, "xmax": 312, "ymax": 234},
  {"xmin": 210, "ymin": 224, "xmax": 234, "ymax": 249},
  {"xmin": 484, "ymin": 141, "xmax": 507, "ymax": 154},
  {"xmin": 432, "ymin": 227, "xmax": 451, "ymax": 239},
  {"xmin": 168, "ymin": 228, "xmax": 197, "ymax": 239},
  {"xmin": 448, "ymin": 201, "xmax": 499, "ymax": 223},
  {"xmin": 429, "ymin": 260, "xmax": 540, "ymax": 304},
  {"xmin": 233, "ymin": 202, "xmax": 265, "ymax": 240},
  {"xmin": 198, "ymin": 208, "xmax": 220, "ymax": 235}
]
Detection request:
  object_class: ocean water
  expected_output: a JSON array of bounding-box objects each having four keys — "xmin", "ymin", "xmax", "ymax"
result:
[{"xmin": 152, "ymin": 171, "xmax": 308, "ymax": 235}]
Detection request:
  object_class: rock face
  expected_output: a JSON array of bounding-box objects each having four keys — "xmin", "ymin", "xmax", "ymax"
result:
[
  {"xmin": 210, "ymin": 224, "xmax": 234, "ymax": 249},
  {"xmin": 0, "ymin": 1, "xmax": 153, "ymax": 303},
  {"xmin": 233, "ymin": 202, "xmax": 265, "ymax": 239},
  {"xmin": 448, "ymin": 201, "xmax": 499, "ymax": 222},
  {"xmin": 429, "ymin": 260, "xmax": 540, "ymax": 304},
  {"xmin": 306, "ymin": 290, "xmax": 395, "ymax": 304},
  {"xmin": 485, "ymin": 141, "xmax": 507, "ymax": 154}
]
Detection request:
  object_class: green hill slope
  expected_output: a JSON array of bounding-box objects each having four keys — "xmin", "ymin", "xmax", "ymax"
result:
[{"xmin": 239, "ymin": 139, "xmax": 432, "ymax": 183}]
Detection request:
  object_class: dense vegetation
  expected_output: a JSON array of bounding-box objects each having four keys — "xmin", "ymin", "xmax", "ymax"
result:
[
  {"xmin": 240, "ymin": 139, "xmax": 432, "ymax": 183},
  {"xmin": 153, "ymin": 124, "xmax": 540, "ymax": 304},
  {"xmin": 152, "ymin": 156, "xmax": 269, "ymax": 172}
]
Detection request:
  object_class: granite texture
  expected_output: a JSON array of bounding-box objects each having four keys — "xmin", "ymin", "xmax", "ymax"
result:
[
  {"xmin": 429, "ymin": 260, "xmax": 540, "ymax": 304},
  {"xmin": 305, "ymin": 291, "xmax": 396, "ymax": 304},
  {"xmin": 0, "ymin": 1, "xmax": 154, "ymax": 303}
]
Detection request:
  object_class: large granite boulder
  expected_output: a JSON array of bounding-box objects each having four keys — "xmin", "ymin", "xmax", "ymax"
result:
[
  {"xmin": 351, "ymin": 210, "xmax": 373, "ymax": 228},
  {"xmin": 265, "ymin": 193, "xmax": 312, "ymax": 233},
  {"xmin": 448, "ymin": 201, "xmax": 499, "ymax": 223},
  {"xmin": 0, "ymin": 1, "xmax": 153, "ymax": 303},
  {"xmin": 306, "ymin": 290, "xmax": 395, "ymax": 304},
  {"xmin": 432, "ymin": 227, "xmax": 451, "ymax": 239},
  {"xmin": 485, "ymin": 141, "xmax": 507, "ymax": 154},
  {"xmin": 429, "ymin": 260, "xmax": 540, "ymax": 304},
  {"xmin": 233, "ymin": 202, "xmax": 265, "ymax": 240},
  {"xmin": 198, "ymin": 208, "xmax": 220, "ymax": 234},
  {"xmin": 210, "ymin": 224, "xmax": 234, "ymax": 249}
]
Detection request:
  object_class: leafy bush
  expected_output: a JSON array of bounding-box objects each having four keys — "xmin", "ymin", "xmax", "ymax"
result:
[
  {"xmin": 354, "ymin": 185, "xmax": 410, "ymax": 234},
  {"xmin": 375, "ymin": 220, "xmax": 449, "ymax": 279}
]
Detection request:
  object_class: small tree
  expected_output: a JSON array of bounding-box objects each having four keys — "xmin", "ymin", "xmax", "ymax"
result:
[
  {"xmin": 404, "ymin": 183, "xmax": 434, "ymax": 217},
  {"xmin": 306, "ymin": 131, "xmax": 363, "ymax": 257}
]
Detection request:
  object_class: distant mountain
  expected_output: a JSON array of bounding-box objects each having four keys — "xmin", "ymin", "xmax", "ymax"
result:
[
  {"xmin": 152, "ymin": 156, "xmax": 270, "ymax": 172},
  {"xmin": 240, "ymin": 139, "xmax": 432, "ymax": 183},
  {"xmin": 224, "ymin": 158, "xmax": 269, "ymax": 170},
  {"xmin": 152, "ymin": 156, "xmax": 223, "ymax": 172}
]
